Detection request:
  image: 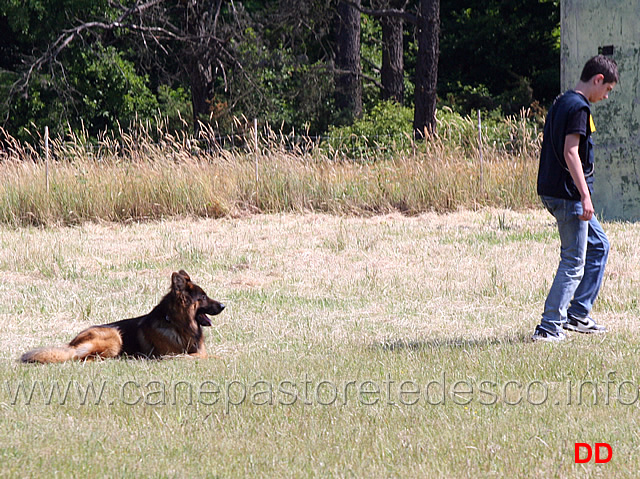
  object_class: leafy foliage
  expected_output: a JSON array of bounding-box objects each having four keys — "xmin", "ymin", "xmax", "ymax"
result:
[
  {"xmin": 0, "ymin": 0, "xmax": 560, "ymax": 141},
  {"xmin": 439, "ymin": 0, "xmax": 560, "ymax": 113},
  {"xmin": 324, "ymin": 100, "xmax": 414, "ymax": 158},
  {"xmin": 324, "ymin": 101, "xmax": 542, "ymax": 159},
  {"xmin": 5, "ymin": 44, "xmax": 159, "ymax": 140}
]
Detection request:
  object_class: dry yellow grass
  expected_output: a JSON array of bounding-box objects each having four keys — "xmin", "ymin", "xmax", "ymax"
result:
[
  {"xmin": 0, "ymin": 120, "xmax": 540, "ymax": 226},
  {"xmin": 2, "ymin": 211, "xmax": 640, "ymax": 477},
  {"xmin": 2, "ymin": 209, "xmax": 637, "ymax": 357}
]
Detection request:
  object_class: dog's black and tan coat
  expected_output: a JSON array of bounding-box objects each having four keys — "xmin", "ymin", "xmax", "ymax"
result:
[{"xmin": 21, "ymin": 270, "xmax": 224, "ymax": 363}]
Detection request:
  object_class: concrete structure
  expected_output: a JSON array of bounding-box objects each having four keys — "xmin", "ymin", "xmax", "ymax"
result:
[{"xmin": 562, "ymin": 0, "xmax": 640, "ymax": 220}]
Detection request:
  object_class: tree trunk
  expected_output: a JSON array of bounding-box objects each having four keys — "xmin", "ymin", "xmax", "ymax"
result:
[
  {"xmin": 334, "ymin": 0, "xmax": 362, "ymax": 122},
  {"xmin": 184, "ymin": 0, "xmax": 221, "ymax": 132},
  {"xmin": 188, "ymin": 59, "xmax": 213, "ymax": 129},
  {"xmin": 413, "ymin": 0, "xmax": 439, "ymax": 138},
  {"xmin": 380, "ymin": 10, "xmax": 404, "ymax": 103}
]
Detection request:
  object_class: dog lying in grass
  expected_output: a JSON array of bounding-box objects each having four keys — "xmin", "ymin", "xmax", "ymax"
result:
[{"xmin": 21, "ymin": 270, "xmax": 224, "ymax": 363}]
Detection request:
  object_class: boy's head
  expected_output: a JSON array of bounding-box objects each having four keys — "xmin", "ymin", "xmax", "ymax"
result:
[
  {"xmin": 577, "ymin": 55, "xmax": 618, "ymax": 103},
  {"xmin": 580, "ymin": 55, "xmax": 619, "ymax": 84}
]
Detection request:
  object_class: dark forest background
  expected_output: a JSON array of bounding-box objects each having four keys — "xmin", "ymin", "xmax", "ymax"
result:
[{"xmin": 0, "ymin": 0, "xmax": 559, "ymax": 142}]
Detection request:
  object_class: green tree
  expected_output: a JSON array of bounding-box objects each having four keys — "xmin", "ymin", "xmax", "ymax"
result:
[
  {"xmin": 0, "ymin": 0, "xmax": 162, "ymax": 138},
  {"xmin": 439, "ymin": 0, "xmax": 560, "ymax": 113},
  {"xmin": 0, "ymin": 0, "xmax": 561, "ymax": 143}
]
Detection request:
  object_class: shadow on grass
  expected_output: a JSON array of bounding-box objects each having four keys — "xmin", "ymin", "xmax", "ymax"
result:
[{"xmin": 373, "ymin": 332, "xmax": 532, "ymax": 352}]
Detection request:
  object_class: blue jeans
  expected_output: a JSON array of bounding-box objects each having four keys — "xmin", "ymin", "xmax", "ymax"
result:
[{"xmin": 539, "ymin": 196, "xmax": 610, "ymax": 333}]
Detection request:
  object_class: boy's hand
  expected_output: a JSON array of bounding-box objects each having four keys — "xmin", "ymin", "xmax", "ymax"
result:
[{"xmin": 580, "ymin": 195, "xmax": 594, "ymax": 221}]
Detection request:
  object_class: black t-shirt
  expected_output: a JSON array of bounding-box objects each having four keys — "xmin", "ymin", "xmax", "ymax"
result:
[
  {"xmin": 567, "ymin": 109, "xmax": 588, "ymax": 137},
  {"xmin": 537, "ymin": 90, "xmax": 595, "ymax": 200}
]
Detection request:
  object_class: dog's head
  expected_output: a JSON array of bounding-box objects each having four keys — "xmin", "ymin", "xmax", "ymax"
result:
[{"xmin": 171, "ymin": 270, "xmax": 225, "ymax": 326}]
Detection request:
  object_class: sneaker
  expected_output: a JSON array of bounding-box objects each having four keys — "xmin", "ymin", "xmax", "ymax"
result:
[
  {"xmin": 532, "ymin": 326, "xmax": 567, "ymax": 342},
  {"xmin": 563, "ymin": 314, "xmax": 607, "ymax": 334}
]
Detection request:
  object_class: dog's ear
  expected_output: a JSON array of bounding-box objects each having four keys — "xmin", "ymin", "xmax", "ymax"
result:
[
  {"xmin": 171, "ymin": 271, "xmax": 187, "ymax": 292},
  {"xmin": 177, "ymin": 270, "xmax": 191, "ymax": 282}
]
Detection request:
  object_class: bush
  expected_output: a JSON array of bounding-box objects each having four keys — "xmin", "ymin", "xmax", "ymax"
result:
[
  {"xmin": 323, "ymin": 101, "xmax": 414, "ymax": 159},
  {"xmin": 323, "ymin": 102, "xmax": 542, "ymax": 160}
]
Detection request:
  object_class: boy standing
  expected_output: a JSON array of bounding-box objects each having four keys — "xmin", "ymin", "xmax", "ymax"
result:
[{"xmin": 533, "ymin": 55, "xmax": 619, "ymax": 342}]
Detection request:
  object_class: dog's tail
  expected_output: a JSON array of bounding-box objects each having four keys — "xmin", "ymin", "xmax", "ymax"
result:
[
  {"xmin": 21, "ymin": 346, "xmax": 79, "ymax": 364},
  {"xmin": 21, "ymin": 326, "xmax": 123, "ymax": 364}
]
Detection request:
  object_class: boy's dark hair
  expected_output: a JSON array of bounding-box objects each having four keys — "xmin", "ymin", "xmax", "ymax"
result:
[{"xmin": 580, "ymin": 55, "xmax": 619, "ymax": 84}]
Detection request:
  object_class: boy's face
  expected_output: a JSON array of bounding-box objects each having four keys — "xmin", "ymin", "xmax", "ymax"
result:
[{"xmin": 590, "ymin": 75, "xmax": 616, "ymax": 103}]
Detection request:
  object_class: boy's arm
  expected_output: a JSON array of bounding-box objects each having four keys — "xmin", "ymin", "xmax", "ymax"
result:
[{"xmin": 564, "ymin": 133, "xmax": 594, "ymax": 221}]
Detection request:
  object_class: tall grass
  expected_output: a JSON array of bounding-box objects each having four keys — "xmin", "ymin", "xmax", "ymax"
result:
[{"xmin": 0, "ymin": 111, "xmax": 541, "ymax": 227}]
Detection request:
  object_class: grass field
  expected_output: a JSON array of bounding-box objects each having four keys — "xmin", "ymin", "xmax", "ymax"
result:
[
  {"xmin": 0, "ymin": 116, "xmax": 540, "ymax": 227},
  {"xmin": 1, "ymin": 210, "xmax": 640, "ymax": 477}
]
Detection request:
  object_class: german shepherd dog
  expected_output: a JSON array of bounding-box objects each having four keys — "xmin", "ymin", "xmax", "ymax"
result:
[{"xmin": 21, "ymin": 270, "xmax": 225, "ymax": 363}]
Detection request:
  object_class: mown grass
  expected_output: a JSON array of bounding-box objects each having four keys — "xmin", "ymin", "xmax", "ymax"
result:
[
  {"xmin": 1, "ymin": 211, "xmax": 640, "ymax": 477},
  {"xmin": 0, "ymin": 113, "xmax": 539, "ymax": 227}
]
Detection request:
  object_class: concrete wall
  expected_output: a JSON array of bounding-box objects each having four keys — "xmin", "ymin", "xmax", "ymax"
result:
[{"xmin": 562, "ymin": 0, "xmax": 640, "ymax": 220}]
